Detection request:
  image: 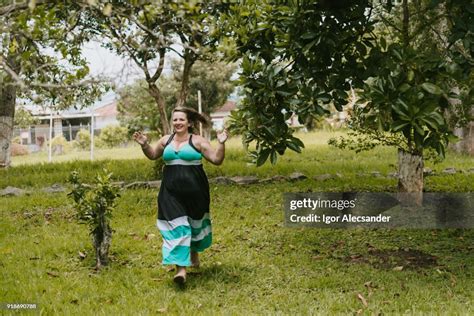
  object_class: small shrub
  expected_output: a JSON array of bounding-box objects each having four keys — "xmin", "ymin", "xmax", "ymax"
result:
[
  {"xmin": 68, "ymin": 170, "xmax": 120, "ymax": 270},
  {"xmin": 74, "ymin": 129, "xmax": 91, "ymax": 150},
  {"xmin": 94, "ymin": 137, "xmax": 106, "ymax": 149},
  {"xmin": 50, "ymin": 135, "xmax": 72, "ymax": 155},
  {"xmin": 12, "ymin": 136, "xmax": 22, "ymax": 144},
  {"xmin": 99, "ymin": 125, "xmax": 129, "ymax": 148},
  {"xmin": 11, "ymin": 143, "xmax": 29, "ymax": 156}
]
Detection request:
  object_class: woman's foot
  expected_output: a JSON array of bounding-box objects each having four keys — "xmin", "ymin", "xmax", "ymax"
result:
[
  {"xmin": 191, "ymin": 251, "xmax": 200, "ymax": 268},
  {"xmin": 173, "ymin": 266, "xmax": 186, "ymax": 284}
]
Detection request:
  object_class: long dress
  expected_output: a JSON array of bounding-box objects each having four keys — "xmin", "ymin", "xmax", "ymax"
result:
[{"xmin": 156, "ymin": 133, "xmax": 212, "ymax": 266}]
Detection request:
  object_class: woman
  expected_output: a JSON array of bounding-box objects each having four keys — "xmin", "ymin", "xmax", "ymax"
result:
[{"xmin": 133, "ymin": 106, "xmax": 228, "ymax": 284}]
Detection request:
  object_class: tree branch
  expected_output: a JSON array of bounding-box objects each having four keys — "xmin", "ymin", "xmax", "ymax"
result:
[
  {"xmin": 150, "ymin": 49, "xmax": 166, "ymax": 83},
  {"xmin": 0, "ymin": 0, "xmax": 50, "ymax": 16}
]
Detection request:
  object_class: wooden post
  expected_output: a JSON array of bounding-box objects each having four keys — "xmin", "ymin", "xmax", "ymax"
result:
[
  {"xmin": 48, "ymin": 111, "xmax": 53, "ymax": 162},
  {"xmin": 198, "ymin": 90, "xmax": 202, "ymax": 136},
  {"xmin": 90, "ymin": 110, "xmax": 94, "ymax": 161}
]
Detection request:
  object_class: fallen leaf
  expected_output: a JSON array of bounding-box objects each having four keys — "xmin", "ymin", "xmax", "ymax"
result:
[
  {"xmin": 357, "ymin": 293, "xmax": 368, "ymax": 307},
  {"xmin": 78, "ymin": 251, "xmax": 86, "ymax": 259},
  {"xmin": 393, "ymin": 266, "xmax": 404, "ymax": 271},
  {"xmin": 157, "ymin": 307, "xmax": 167, "ymax": 313},
  {"xmin": 47, "ymin": 271, "xmax": 59, "ymax": 277}
]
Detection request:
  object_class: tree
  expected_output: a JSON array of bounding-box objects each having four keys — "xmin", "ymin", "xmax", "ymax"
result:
[
  {"xmin": 220, "ymin": 0, "xmax": 375, "ymax": 165},
  {"xmin": 85, "ymin": 1, "xmax": 226, "ymax": 135},
  {"xmin": 14, "ymin": 106, "xmax": 38, "ymax": 128},
  {"xmin": 222, "ymin": 0, "xmax": 472, "ymax": 194},
  {"xmin": 331, "ymin": 0, "xmax": 473, "ymax": 194},
  {"xmin": 0, "ymin": 0, "xmax": 105, "ymax": 168},
  {"xmin": 168, "ymin": 59, "xmax": 237, "ymax": 115},
  {"xmin": 117, "ymin": 59, "xmax": 236, "ymax": 134}
]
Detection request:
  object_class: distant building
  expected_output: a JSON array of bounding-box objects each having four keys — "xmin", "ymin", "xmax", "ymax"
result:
[
  {"xmin": 15, "ymin": 93, "xmax": 119, "ymax": 147},
  {"xmin": 210, "ymin": 100, "xmax": 236, "ymax": 130}
]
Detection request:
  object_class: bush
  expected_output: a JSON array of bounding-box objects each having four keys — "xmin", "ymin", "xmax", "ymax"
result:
[
  {"xmin": 98, "ymin": 125, "xmax": 129, "ymax": 148},
  {"xmin": 74, "ymin": 129, "xmax": 91, "ymax": 151},
  {"xmin": 68, "ymin": 170, "xmax": 120, "ymax": 270},
  {"xmin": 11, "ymin": 143, "xmax": 29, "ymax": 156},
  {"xmin": 12, "ymin": 136, "xmax": 22, "ymax": 144},
  {"xmin": 50, "ymin": 135, "xmax": 72, "ymax": 155}
]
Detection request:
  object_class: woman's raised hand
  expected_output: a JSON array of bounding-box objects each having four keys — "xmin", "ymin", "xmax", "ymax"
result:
[
  {"xmin": 216, "ymin": 129, "xmax": 228, "ymax": 144},
  {"xmin": 133, "ymin": 131, "xmax": 148, "ymax": 146}
]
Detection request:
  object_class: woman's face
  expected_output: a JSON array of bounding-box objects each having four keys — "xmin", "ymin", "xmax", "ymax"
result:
[{"xmin": 172, "ymin": 111, "xmax": 190, "ymax": 133}]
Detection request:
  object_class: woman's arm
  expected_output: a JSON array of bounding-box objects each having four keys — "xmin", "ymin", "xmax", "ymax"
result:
[
  {"xmin": 133, "ymin": 132, "xmax": 168, "ymax": 160},
  {"xmin": 198, "ymin": 130, "xmax": 228, "ymax": 165}
]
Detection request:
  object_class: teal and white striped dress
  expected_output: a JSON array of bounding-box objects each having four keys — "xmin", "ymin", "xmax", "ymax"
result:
[{"xmin": 156, "ymin": 133, "xmax": 212, "ymax": 266}]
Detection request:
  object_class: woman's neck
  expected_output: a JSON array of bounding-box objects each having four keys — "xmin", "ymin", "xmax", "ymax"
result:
[{"xmin": 174, "ymin": 131, "xmax": 189, "ymax": 140}]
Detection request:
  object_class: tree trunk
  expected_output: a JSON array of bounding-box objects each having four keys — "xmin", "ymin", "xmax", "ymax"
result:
[
  {"xmin": 94, "ymin": 217, "xmax": 112, "ymax": 270},
  {"xmin": 175, "ymin": 53, "xmax": 196, "ymax": 108},
  {"xmin": 0, "ymin": 83, "xmax": 16, "ymax": 169},
  {"xmin": 148, "ymin": 83, "xmax": 170, "ymax": 135},
  {"xmin": 398, "ymin": 149, "xmax": 423, "ymax": 205},
  {"xmin": 450, "ymin": 105, "xmax": 474, "ymax": 156}
]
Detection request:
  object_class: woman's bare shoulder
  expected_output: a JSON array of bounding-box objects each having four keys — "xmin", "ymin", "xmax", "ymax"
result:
[{"xmin": 158, "ymin": 134, "xmax": 172, "ymax": 146}]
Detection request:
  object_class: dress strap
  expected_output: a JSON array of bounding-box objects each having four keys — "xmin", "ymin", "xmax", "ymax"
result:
[
  {"xmin": 188, "ymin": 134, "xmax": 201, "ymax": 153},
  {"xmin": 165, "ymin": 133, "xmax": 175, "ymax": 147}
]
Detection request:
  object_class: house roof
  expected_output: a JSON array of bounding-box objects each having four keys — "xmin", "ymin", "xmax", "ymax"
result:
[
  {"xmin": 94, "ymin": 101, "xmax": 118, "ymax": 117},
  {"xmin": 212, "ymin": 100, "xmax": 236, "ymax": 114}
]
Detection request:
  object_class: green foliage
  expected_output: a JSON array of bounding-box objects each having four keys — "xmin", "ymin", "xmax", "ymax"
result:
[
  {"xmin": 68, "ymin": 170, "xmax": 120, "ymax": 268},
  {"xmin": 50, "ymin": 135, "xmax": 72, "ymax": 155},
  {"xmin": 68, "ymin": 170, "xmax": 120, "ymax": 230},
  {"xmin": 74, "ymin": 129, "xmax": 90, "ymax": 151},
  {"xmin": 0, "ymin": 1, "xmax": 106, "ymax": 108},
  {"xmin": 220, "ymin": 0, "xmax": 374, "ymax": 165},
  {"xmin": 98, "ymin": 125, "xmax": 128, "ymax": 148},
  {"xmin": 220, "ymin": 0, "xmax": 473, "ymax": 165},
  {"xmin": 117, "ymin": 81, "xmax": 161, "ymax": 135},
  {"xmin": 13, "ymin": 107, "xmax": 38, "ymax": 128},
  {"xmin": 347, "ymin": 1, "xmax": 473, "ymax": 158},
  {"xmin": 167, "ymin": 59, "xmax": 237, "ymax": 114}
]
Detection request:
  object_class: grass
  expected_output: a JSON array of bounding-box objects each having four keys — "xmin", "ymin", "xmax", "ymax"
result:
[
  {"xmin": 1, "ymin": 130, "xmax": 473, "ymax": 314},
  {"xmin": 4, "ymin": 130, "xmax": 474, "ymax": 190}
]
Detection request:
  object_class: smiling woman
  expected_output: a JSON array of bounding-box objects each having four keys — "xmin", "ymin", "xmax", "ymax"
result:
[{"xmin": 133, "ymin": 106, "xmax": 228, "ymax": 284}]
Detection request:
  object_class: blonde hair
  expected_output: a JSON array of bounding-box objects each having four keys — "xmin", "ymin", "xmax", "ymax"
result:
[{"xmin": 172, "ymin": 106, "xmax": 210, "ymax": 133}]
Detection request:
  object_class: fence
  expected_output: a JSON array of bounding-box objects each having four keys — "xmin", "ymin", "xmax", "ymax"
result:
[{"xmin": 13, "ymin": 124, "xmax": 102, "ymax": 153}]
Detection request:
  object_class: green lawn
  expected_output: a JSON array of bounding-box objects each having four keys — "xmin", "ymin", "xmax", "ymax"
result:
[{"xmin": 1, "ymin": 131, "xmax": 473, "ymax": 314}]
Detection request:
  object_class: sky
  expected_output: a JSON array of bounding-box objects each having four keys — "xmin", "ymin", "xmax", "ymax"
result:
[{"xmin": 82, "ymin": 41, "xmax": 174, "ymax": 88}]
